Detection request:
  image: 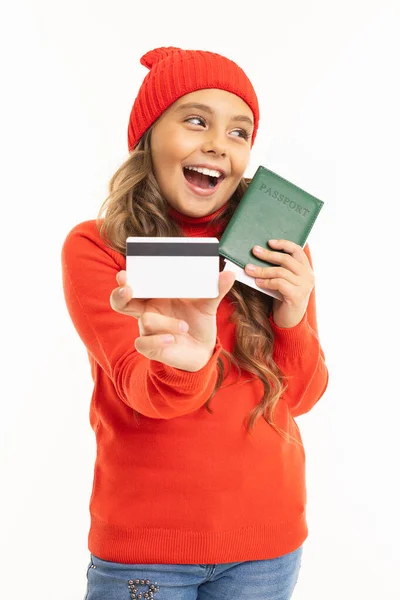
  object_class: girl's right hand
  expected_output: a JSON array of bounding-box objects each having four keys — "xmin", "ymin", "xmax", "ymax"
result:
[{"xmin": 110, "ymin": 269, "xmax": 236, "ymax": 372}]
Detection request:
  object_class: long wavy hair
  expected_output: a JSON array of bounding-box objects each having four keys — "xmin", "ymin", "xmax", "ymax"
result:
[{"xmin": 97, "ymin": 127, "xmax": 296, "ymax": 442}]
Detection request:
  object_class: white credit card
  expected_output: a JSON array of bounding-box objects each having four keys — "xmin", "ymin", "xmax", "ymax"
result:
[
  {"xmin": 222, "ymin": 258, "xmax": 283, "ymax": 301},
  {"xmin": 126, "ymin": 237, "xmax": 220, "ymax": 298}
]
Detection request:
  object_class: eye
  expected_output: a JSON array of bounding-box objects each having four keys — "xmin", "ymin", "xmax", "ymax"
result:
[
  {"xmin": 185, "ymin": 116, "xmax": 206, "ymax": 127},
  {"xmin": 231, "ymin": 128, "xmax": 251, "ymax": 141}
]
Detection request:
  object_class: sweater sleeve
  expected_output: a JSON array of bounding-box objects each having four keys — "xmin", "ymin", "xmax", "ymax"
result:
[
  {"xmin": 269, "ymin": 244, "xmax": 329, "ymax": 417},
  {"xmin": 61, "ymin": 222, "xmax": 221, "ymax": 419}
]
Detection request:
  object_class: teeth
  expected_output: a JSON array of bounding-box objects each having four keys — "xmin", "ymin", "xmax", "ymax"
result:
[{"xmin": 184, "ymin": 166, "xmax": 222, "ymax": 178}]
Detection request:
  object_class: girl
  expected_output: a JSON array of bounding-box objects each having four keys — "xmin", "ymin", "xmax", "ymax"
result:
[{"xmin": 62, "ymin": 46, "xmax": 328, "ymax": 600}]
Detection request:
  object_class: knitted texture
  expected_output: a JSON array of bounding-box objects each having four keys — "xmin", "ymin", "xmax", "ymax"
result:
[{"xmin": 127, "ymin": 46, "xmax": 260, "ymax": 151}]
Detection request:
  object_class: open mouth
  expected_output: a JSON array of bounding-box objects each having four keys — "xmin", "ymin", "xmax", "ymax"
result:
[{"xmin": 183, "ymin": 166, "xmax": 225, "ymax": 190}]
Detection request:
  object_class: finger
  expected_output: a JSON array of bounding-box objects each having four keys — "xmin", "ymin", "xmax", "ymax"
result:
[
  {"xmin": 265, "ymin": 240, "xmax": 309, "ymax": 265},
  {"xmin": 255, "ymin": 277, "xmax": 295, "ymax": 298},
  {"xmin": 245, "ymin": 264, "xmax": 298, "ymax": 286},
  {"xmin": 139, "ymin": 312, "xmax": 189, "ymax": 336},
  {"xmin": 207, "ymin": 270, "xmax": 236, "ymax": 313},
  {"xmin": 252, "ymin": 244, "xmax": 305, "ymax": 275},
  {"xmin": 135, "ymin": 332, "xmax": 177, "ymax": 359},
  {"xmin": 116, "ymin": 270, "xmax": 127, "ymax": 287},
  {"xmin": 110, "ymin": 283, "xmax": 145, "ymax": 319}
]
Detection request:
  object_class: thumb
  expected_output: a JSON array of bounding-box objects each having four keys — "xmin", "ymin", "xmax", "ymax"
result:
[{"xmin": 210, "ymin": 270, "xmax": 236, "ymax": 309}]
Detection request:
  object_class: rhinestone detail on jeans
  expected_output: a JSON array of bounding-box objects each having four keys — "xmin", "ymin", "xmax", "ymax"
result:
[{"xmin": 128, "ymin": 579, "xmax": 160, "ymax": 599}]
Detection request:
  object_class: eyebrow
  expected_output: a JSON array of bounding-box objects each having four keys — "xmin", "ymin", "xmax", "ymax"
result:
[{"xmin": 174, "ymin": 102, "xmax": 254, "ymax": 127}]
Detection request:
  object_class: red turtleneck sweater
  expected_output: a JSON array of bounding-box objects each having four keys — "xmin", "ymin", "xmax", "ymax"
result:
[{"xmin": 61, "ymin": 205, "xmax": 328, "ymax": 564}]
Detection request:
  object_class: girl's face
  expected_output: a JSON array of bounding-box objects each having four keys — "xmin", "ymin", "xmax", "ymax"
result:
[{"xmin": 150, "ymin": 89, "xmax": 254, "ymax": 218}]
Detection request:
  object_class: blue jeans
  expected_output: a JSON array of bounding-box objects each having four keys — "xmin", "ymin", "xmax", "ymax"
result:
[{"xmin": 84, "ymin": 545, "xmax": 303, "ymax": 599}]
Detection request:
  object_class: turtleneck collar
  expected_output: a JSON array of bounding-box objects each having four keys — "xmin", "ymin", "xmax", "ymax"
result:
[{"xmin": 168, "ymin": 203, "xmax": 229, "ymax": 239}]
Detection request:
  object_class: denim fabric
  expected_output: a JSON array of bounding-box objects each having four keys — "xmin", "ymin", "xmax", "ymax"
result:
[{"xmin": 84, "ymin": 545, "xmax": 302, "ymax": 600}]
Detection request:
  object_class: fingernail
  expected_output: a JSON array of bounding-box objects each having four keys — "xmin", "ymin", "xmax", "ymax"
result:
[
  {"xmin": 246, "ymin": 264, "xmax": 256, "ymax": 273},
  {"xmin": 118, "ymin": 287, "xmax": 125, "ymax": 296},
  {"xmin": 163, "ymin": 335, "xmax": 174, "ymax": 344},
  {"xmin": 254, "ymin": 245, "xmax": 263, "ymax": 253},
  {"xmin": 268, "ymin": 239, "xmax": 277, "ymax": 244},
  {"xmin": 179, "ymin": 321, "xmax": 189, "ymax": 333}
]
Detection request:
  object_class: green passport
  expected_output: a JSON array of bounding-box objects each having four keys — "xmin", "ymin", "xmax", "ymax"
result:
[{"xmin": 219, "ymin": 165, "xmax": 324, "ymax": 299}]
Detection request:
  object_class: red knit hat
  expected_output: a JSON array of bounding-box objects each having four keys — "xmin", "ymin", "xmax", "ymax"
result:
[{"xmin": 127, "ymin": 46, "xmax": 259, "ymax": 151}]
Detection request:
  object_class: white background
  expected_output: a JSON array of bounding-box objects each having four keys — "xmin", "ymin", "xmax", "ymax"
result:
[{"xmin": 1, "ymin": 1, "xmax": 399, "ymax": 598}]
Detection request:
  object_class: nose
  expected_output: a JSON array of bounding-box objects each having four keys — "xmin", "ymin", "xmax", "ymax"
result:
[{"xmin": 201, "ymin": 128, "xmax": 227, "ymax": 157}]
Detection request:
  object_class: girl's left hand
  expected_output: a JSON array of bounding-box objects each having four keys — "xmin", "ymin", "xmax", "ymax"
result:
[{"xmin": 245, "ymin": 239, "xmax": 315, "ymax": 328}]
